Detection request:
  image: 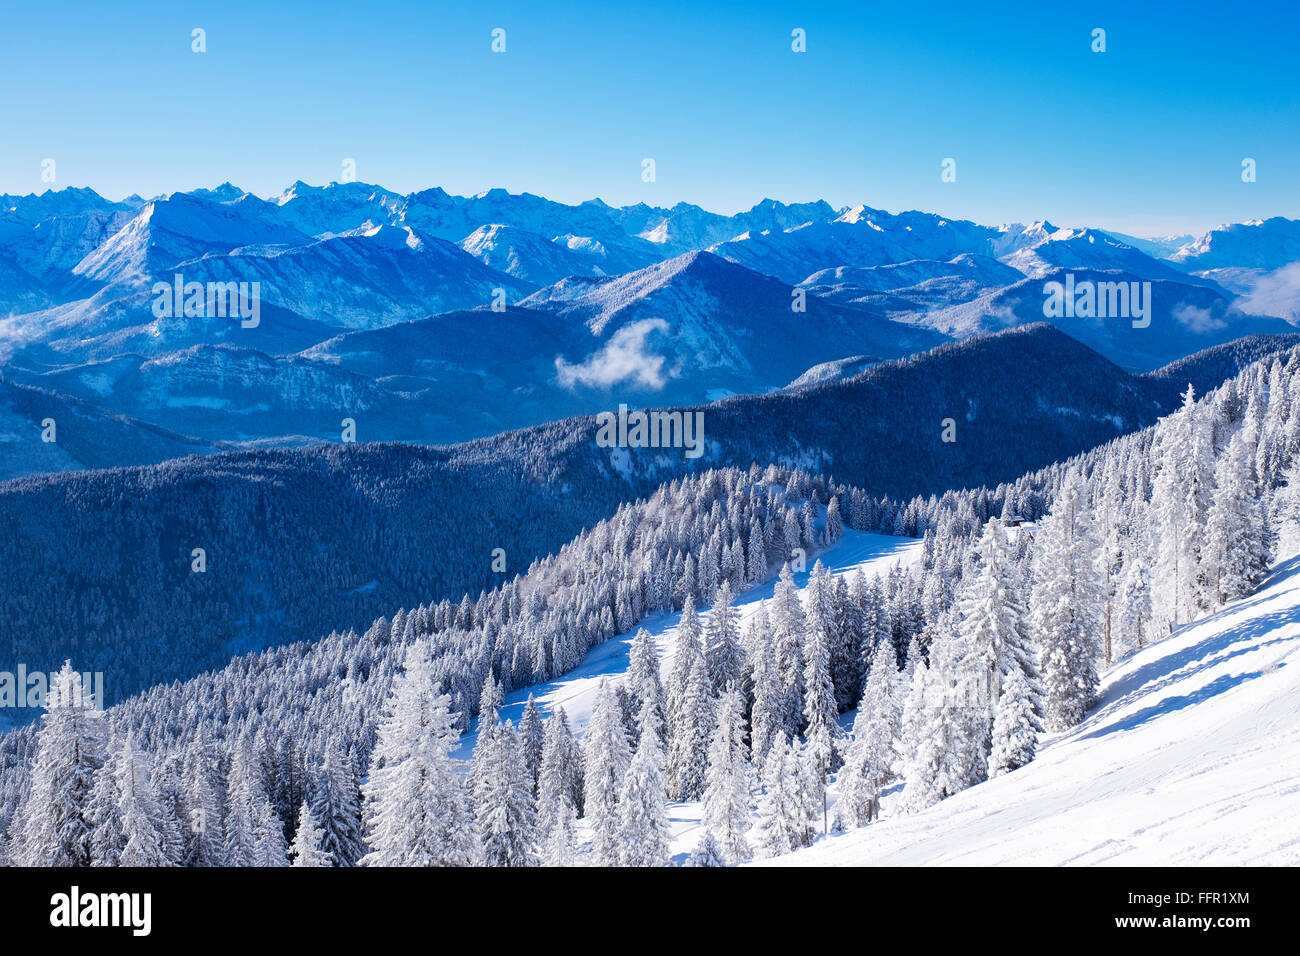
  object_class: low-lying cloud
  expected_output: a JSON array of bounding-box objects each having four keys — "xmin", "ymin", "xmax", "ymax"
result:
[{"xmin": 555, "ymin": 317, "xmax": 671, "ymax": 390}]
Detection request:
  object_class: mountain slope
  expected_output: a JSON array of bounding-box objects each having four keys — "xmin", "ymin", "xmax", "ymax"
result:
[
  {"xmin": 0, "ymin": 374, "xmax": 213, "ymax": 480},
  {"xmin": 520, "ymin": 249, "xmax": 947, "ymax": 395},
  {"xmin": 1171, "ymin": 216, "xmax": 1300, "ymax": 272},
  {"xmin": 909, "ymin": 269, "xmax": 1294, "ymax": 371},
  {"xmin": 762, "ymin": 554, "xmax": 1300, "ymax": 866}
]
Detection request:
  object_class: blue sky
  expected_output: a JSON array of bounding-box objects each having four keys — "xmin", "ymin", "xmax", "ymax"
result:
[{"xmin": 2, "ymin": 0, "xmax": 1297, "ymax": 236}]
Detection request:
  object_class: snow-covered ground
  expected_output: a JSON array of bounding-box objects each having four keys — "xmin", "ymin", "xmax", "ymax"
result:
[
  {"xmin": 452, "ymin": 528, "xmax": 923, "ymax": 860},
  {"xmin": 760, "ymin": 555, "xmax": 1300, "ymax": 867}
]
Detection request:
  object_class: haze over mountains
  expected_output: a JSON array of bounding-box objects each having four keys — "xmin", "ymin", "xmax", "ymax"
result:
[{"xmin": 2, "ymin": 180, "xmax": 1300, "ymax": 478}]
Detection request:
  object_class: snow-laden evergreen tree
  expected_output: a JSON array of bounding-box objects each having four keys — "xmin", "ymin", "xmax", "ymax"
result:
[
  {"xmin": 836, "ymin": 642, "xmax": 898, "ymax": 826},
  {"xmin": 310, "ymin": 740, "xmax": 364, "ymax": 867},
  {"xmin": 13, "ymin": 662, "xmax": 107, "ymax": 867},
  {"xmin": 289, "ymin": 800, "xmax": 333, "ymax": 867},
  {"xmin": 701, "ymin": 686, "xmax": 754, "ymax": 863},
  {"xmin": 617, "ymin": 700, "xmax": 671, "ymax": 867},
  {"xmin": 703, "ymin": 581, "xmax": 744, "ymax": 697},
  {"xmin": 748, "ymin": 619, "xmax": 783, "ymax": 771},
  {"xmin": 896, "ymin": 658, "xmax": 969, "ymax": 813},
  {"xmin": 87, "ymin": 750, "xmax": 124, "ymax": 866},
  {"xmin": 537, "ymin": 706, "xmax": 584, "ymax": 835},
  {"xmin": 222, "ymin": 742, "xmax": 264, "ymax": 867},
  {"xmin": 1030, "ymin": 470, "xmax": 1103, "ymax": 731},
  {"xmin": 360, "ymin": 641, "xmax": 480, "ymax": 866},
  {"xmin": 769, "ymin": 563, "xmax": 807, "ymax": 739},
  {"xmin": 179, "ymin": 732, "xmax": 225, "ymax": 867},
  {"xmin": 943, "ymin": 517, "xmax": 1039, "ymax": 776},
  {"xmin": 473, "ymin": 720, "xmax": 538, "ymax": 867},
  {"xmin": 479, "ymin": 671, "xmax": 504, "ymax": 725},
  {"xmin": 987, "ymin": 662, "xmax": 1042, "ymax": 777},
  {"xmin": 1149, "ymin": 387, "xmax": 1214, "ymax": 627},
  {"xmin": 831, "ymin": 573, "xmax": 864, "ymax": 710},
  {"xmin": 753, "ymin": 733, "xmax": 806, "ymax": 858},
  {"xmin": 666, "ymin": 592, "xmax": 703, "ymax": 791},
  {"xmin": 667, "ymin": 654, "xmax": 713, "ymax": 801},
  {"xmin": 539, "ymin": 795, "xmax": 577, "ymax": 867},
  {"xmin": 1115, "ymin": 519, "xmax": 1155, "ymax": 659},
  {"xmin": 583, "ymin": 678, "xmax": 632, "ymax": 866},
  {"xmin": 626, "ymin": 628, "xmax": 667, "ymax": 745},
  {"xmin": 114, "ymin": 737, "xmax": 174, "ymax": 867},
  {"xmin": 253, "ymin": 756, "xmax": 290, "ymax": 868},
  {"xmin": 1204, "ymin": 428, "xmax": 1271, "ymax": 606},
  {"xmin": 683, "ymin": 831, "xmax": 726, "ymax": 867},
  {"xmin": 518, "ymin": 694, "xmax": 546, "ymax": 793},
  {"xmin": 825, "ymin": 495, "xmax": 843, "ymax": 544},
  {"xmin": 796, "ymin": 737, "xmax": 827, "ymax": 843},
  {"xmin": 802, "ymin": 568, "xmax": 841, "ymax": 780},
  {"xmin": 746, "ymin": 516, "xmax": 767, "ymax": 584}
]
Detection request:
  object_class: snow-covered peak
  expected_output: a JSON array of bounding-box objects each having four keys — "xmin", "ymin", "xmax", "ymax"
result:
[{"xmin": 362, "ymin": 223, "xmax": 425, "ymax": 251}]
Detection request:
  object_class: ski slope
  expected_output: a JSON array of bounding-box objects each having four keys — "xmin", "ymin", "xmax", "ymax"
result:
[
  {"xmin": 452, "ymin": 528, "xmax": 923, "ymax": 858},
  {"xmin": 760, "ymin": 555, "xmax": 1300, "ymax": 867}
]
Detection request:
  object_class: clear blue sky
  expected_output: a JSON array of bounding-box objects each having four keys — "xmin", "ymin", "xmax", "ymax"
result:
[{"xmin": 2, "ymin": 0, "xmax": 1297, "ymax": 236}]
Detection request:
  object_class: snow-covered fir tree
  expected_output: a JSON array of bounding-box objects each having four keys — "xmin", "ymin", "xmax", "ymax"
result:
[
  {"xmin": 1030, "ymin": 470, "xmax": 1103, "ymax": 731},
  {"xmin": 360, "ymin": 641, "xmax": 480, "ymax": 866},
  {"xmin": 310, "ymin": 740, "xmax": 365, "ymax": 867},
  {"xmin": 583, "ymin": 679, "xmax": 632, "ymax": 866},
  {"xmin": 11, "ymin": 662, "xmax": 106, "ymax": 867},
  {"xmin": 701, "ymin": 686, "xmax": 754, "ymax": 863},
  {"xmin": 703, "ymin": 581, "xmax": 745, "ymax": 697},
  {"xmin": 537, "ymin": 706, "xmax": 584, "ymax": 838},
  {"xmin": 617, "ymin": 700, "xmax": 671, "ymax": 867},
  {"xmin": 987, "ymin": 662, "xmax": 1042, "ymax": 778},
  {"xmin": 753, "ymin": 733, "xmax": 807, "ymax": 857},
  {"xmin": 289, "ymin": 800, "xmax": 333, "ymax": 867},
  {"xmin": 836, "ymin": 642, "xmax": 898, "ymax": 826},
  {"xmin": 518, "ymin": 694, "xmax": 546, "ymax": 794},
  {"xmin": 472, "ymin": 720, "xmax": 538, "ymax": 867}
]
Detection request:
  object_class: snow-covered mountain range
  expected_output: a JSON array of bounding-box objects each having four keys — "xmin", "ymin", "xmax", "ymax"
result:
[{"xmin": 3, "ymin": 181, "xmax": 1300, "ymax": 475}]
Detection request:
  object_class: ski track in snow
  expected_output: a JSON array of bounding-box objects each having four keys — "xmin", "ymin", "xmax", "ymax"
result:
[
  {"xmin": 758, "ymin": 554, "xmax": 1300, "ymax": 867},
  {"xmin": 451, "ymin": 528, "xmax": 923, "ymax": 860}
]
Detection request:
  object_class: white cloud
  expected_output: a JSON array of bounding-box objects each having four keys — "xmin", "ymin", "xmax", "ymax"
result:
[
  {"xmin": 1173, "ymin": 302, "xmax": 1226, "ymax": 334},
  {"xmin": 555, "ymin": 317, "xmax": 671, "ymax": 390},
  {"xmin": 1235, "ymin": 262, "xmax": 1300, "ymax": 323}
]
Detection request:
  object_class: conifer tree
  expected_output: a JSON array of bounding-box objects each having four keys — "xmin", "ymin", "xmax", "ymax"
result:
[
  {"xmin": 683, "ymin": 831, "xmax": 726, "ymax": 867},
  {"xmin": 360, "ymin": 641, "xmax": 480, "ymax": 866},
  {"xmin": 701, "ymin": 687, "xmax": 754, "ymax": 863},
  {"xmin": 988, "ymin": 662, "xmax": 1043, "ymax": 777},
  {"xmin": 540, "ymin": 796, "xmax": 577, "ymax": 867},
  {"xmin": 837, "ymin": 644, "xmax": 898, "ymax": 826},
  {"xmin": 667, "ymin": 655, "xmax": 713, "ymax": 801},
  {"xmin": 583, "ymin": 679, "xmax": 632, "ymax": 866},
  {"xmin": 618, "ymin": 700, "xmax": 671, "ymax": 867},
  {"xmin": 310, "ymin": 740, "xmax": 365, "ymax": 867},
  {"xmin": 289, "ymin": 801, "xmax": 333, "ymax": 867},
  {"xmin": 703, "ymin": 581, "xmax": 744, "ymax": 696},
  {"xmin": 518, "ymin": 694, "xmax": 546, "ymax": 793},
  {"xmin": 538, "ymin": 707, "xmax": 584, "ymax": 833},
  {"xmin": 626, "ymin": 628, "xmax": 667, "ymax": 743},
  {"xmin": 1030, "ymin": 471, "xmax": 1103, "ymax": 731},
  {"xmin": 12, "ymin": 662, "xmax": 106, "ymax": 867},
  {"xmin": 114, "ymin": 737, "xmax": 174, "ymax": 867},
  {"xmin": 473, "ymin": 720, "xmax": 538, "ymax": 867},
  {"xmin": 753, "ymin": 733, "xmax": 806, "ymax": 857}
]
